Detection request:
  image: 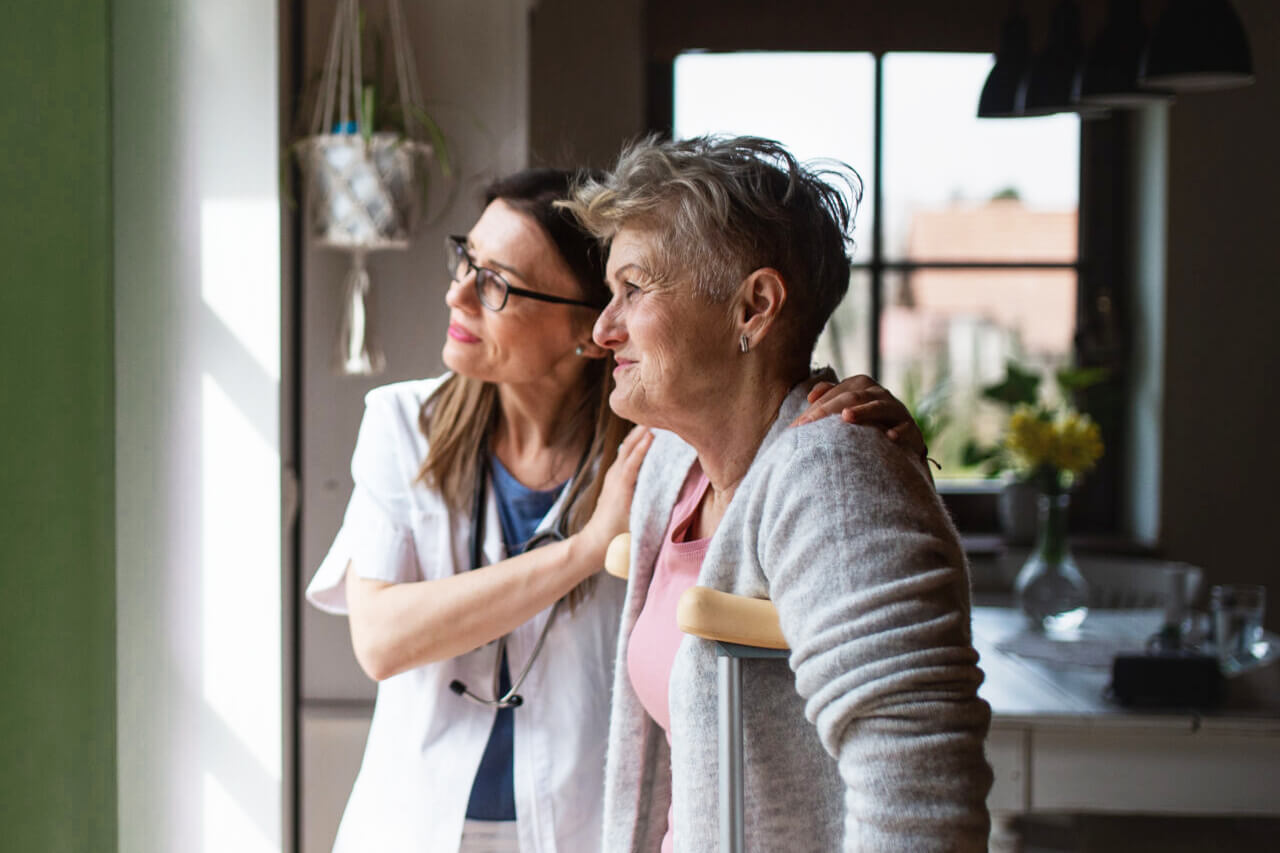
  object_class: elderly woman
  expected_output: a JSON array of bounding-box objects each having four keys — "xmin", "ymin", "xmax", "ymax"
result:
[{"xmin": 563, "ymin": 137, "xmax": 993, "ymax": 852}]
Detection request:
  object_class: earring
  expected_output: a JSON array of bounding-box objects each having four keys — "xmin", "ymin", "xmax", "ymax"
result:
[
  {"xmin": 739, "ymin": 334, "xmax": 750, "ymax": 353},
  {"xmin": 575, "ymin": 345, "xmax": 586, "ymax": 356}
]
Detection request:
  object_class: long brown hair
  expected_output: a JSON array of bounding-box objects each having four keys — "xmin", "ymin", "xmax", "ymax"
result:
[{"xmin": 417, "ymin": 169, "xmax": 630, "ymax": 609}]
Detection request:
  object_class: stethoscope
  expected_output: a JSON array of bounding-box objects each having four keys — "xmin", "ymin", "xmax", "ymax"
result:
[{"xmin": 448, "ymin": 452, "xmax": 568, "ymax": 710}]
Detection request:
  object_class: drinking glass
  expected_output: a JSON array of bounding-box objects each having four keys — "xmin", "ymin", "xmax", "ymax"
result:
[{"xmin": 1210, "ymin": 584, "xmax": 1266, "ymax": 666}]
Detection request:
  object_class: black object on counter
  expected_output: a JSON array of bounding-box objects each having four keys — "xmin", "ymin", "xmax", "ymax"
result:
[{"xmin": 1110, "ymin": 652, "xmax": 1224, "ymax": 708}]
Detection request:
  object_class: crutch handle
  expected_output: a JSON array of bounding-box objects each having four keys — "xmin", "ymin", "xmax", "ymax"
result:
[
  {"xmin": 605, "ymin": 532, "xmax": 631, "ymax": 579},
  {"xmin": 606, "ymin": 531, "xmax": 787, "ymax": 651},
  {"xmin": 677, "ymin": 587, "xmax": 787, "ymax": 651}
]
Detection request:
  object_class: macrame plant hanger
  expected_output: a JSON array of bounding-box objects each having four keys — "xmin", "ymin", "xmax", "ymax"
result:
[{"xmin": 299, "ymin": 0, "xmax": 431, "ymax": 376}]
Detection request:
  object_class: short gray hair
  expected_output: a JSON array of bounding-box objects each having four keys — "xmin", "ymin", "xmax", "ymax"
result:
[{"xmin": 561, "ymin": 135, "xmax": 862, "ymax": 361}]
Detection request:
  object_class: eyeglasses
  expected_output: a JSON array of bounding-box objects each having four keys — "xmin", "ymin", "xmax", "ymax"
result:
[{"xmin": 446, "ymin": 235, "xmax": 601, "ymax": 312}]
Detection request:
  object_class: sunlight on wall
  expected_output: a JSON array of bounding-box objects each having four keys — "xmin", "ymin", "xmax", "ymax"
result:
[
  {"xmin": 204, "ymin": 771, "xmax": 278, "ymax": 853},
  {"xmin": 114, "ymin": 1, "xmax": 284, "ymax": 850},
  {"xmin": 202, "ymin": 200, "xmax": 282, "ymax": 382},
  {"xmin": 201, "ymin": 374, "xmax": 281, "ymax": 771},
  {"xmin": 200, "ymin": 198, "xmax": 281, "ymax": 850}
]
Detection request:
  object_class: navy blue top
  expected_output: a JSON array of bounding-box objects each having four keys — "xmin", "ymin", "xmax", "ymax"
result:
[{"xmin": 465, "ymin": 455, "xmax": 565, "ymax": 821}]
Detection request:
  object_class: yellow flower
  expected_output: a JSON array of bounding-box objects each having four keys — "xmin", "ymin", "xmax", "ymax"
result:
[
  {"xmin": 1004, "ymin": 405, "xmax": 1055, "ymax": 469},
  {"xmin": 1002, "ymin": 404, "xmax": 1105, "ymax": 480},
  {"xmin": 1050, "ymin": 411, "xmax": 1103, "ymax": 476}
]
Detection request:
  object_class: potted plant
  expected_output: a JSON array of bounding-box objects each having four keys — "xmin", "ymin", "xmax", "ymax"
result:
[
  {"xmin": 970, "ymin": 362, "xmax": 1106, "ymax": 634},
  {"xmin": 963, "ymin": 361, "xmax": 1107, "ymax": 544},
  {"xmin": 292, "ymin": 0, "xmax": 452, "ymax": 375}
]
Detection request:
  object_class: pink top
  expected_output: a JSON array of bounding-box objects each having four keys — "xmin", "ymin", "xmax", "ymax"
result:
[{"xmin": 627, "ymin": 461, "xmax": 711, "ymax": 853}]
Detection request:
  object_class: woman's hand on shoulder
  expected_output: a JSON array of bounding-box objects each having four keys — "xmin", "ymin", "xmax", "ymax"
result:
[
  {"xmin": 790, "ymin": 374, "xmax": 928, "ymax": 464},
  {"xmin": 576, "ymin": 426, "xmax": 653, "ymax": 564}
]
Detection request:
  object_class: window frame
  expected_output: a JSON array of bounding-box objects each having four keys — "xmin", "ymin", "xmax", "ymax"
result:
[{"xmin": 652, "ymin": 50, "xmax": 1127, "ymax": 535}]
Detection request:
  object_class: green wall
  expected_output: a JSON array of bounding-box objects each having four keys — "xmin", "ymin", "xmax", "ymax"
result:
[{"xmin": 0, "ymin": 2, "xmax": 116, "ymax": 851}]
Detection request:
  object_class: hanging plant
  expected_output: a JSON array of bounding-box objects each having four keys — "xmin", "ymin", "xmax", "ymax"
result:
[{"xmin": 293, "ymin": 0, "xmax": 452, "ymax": 376}]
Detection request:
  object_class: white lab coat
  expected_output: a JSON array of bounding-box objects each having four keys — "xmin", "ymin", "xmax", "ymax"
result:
[{"xmin": 307, "ymin": 376, "xmax": 625, "ymax": 853}]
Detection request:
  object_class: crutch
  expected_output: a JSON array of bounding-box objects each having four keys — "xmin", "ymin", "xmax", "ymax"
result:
[{"xmin": 606, "ymin": 535, "xmax": 789, "ymax": 853}]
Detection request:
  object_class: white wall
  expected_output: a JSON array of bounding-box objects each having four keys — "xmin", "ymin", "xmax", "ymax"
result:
[{"xmin": 114, "ymin": 1, "xmax": 285, "ymax": 851}]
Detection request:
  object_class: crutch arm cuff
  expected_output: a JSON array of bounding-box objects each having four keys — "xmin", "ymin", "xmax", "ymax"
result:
[{"xmin": 677, "ymin": 586, "xmax": 788, "ymax": 651}]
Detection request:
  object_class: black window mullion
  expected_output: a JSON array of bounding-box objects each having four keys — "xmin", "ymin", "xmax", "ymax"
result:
[
  {"xmin": 870, "ymin": 52, "xmax": 885, "ymax": 380},
  {"xmin": 865, "ymin": 261, "xmax": 1080, "ymax": 271},
  {"xmin": 645, "ymin": 60, "xmax": 675, "ymax": 141}
]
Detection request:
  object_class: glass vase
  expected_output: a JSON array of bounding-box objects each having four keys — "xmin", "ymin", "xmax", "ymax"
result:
[{"xmin": 1014, "ymin": 491, "xmax": 1089, "ymax": 636}]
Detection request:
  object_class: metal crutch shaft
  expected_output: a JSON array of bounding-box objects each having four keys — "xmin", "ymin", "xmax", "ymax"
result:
[
  {"xmin": 719, "ymin": 651, "xmax": 745, "ymax": 853},
  {"xmin": 714, "ymin": 642, "xmax": 789, "ymax": 853}
]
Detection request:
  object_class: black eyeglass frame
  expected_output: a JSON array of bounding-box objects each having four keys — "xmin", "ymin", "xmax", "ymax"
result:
[{"xmin": 446, "ymin": 235, "xmax": 602, "ymax": 312}]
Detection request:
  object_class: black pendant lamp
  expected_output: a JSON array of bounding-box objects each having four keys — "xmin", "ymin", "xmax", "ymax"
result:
[
  {"xmin": 1016, "ymin": 0, "xmax": 1096, "ymax": 117},
  {"xmin": 1076, "ymin": 0, "xmax": 1176, "ymax": 107},
  {"xmin": 1140, "ymin": 0, "xmax": 1255, "ymax": 91},
  {"xmin": 978, "ymin": 10, "xmax": 1031, "ymax": 118}
]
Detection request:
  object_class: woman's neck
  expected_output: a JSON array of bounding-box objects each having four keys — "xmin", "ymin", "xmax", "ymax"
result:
[
  {"xmin": 493, "ymin": 379, "xmax": 588, "ymax": 489},
  {"xmin": 686, "ymin": 379, "xmax": 791, "ymax": 501},
  {"xmin": 682, "ymin": 363, "xmax": 808, "ymax": 539}
]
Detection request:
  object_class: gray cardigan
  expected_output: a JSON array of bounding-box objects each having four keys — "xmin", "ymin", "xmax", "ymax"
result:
[{"xmin": 602, "ymin": 385, "xmax": 993, "ymax": 852}]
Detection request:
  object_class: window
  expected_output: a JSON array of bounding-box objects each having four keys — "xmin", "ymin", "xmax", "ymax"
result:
[{"xmin": 674, "ymin": 52, "xmax": 1081, "ymax": 485}]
